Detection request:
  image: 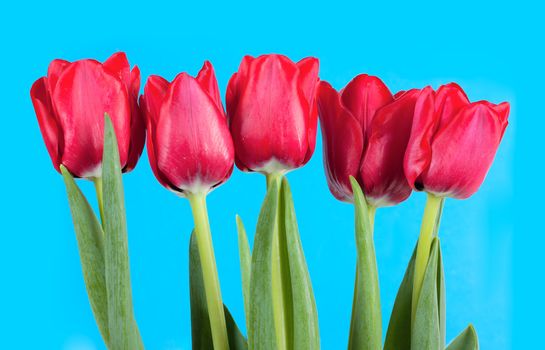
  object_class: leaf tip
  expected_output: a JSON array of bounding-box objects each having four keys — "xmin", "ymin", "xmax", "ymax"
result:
[{"xmin": 235, "ymin": 214, "xmax": 244, "ymax": 229}]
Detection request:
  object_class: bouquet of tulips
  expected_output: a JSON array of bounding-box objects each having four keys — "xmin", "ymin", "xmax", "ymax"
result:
[{"xmin": 31, "ymin": 52, "xmax": 509, "ymax": 350}]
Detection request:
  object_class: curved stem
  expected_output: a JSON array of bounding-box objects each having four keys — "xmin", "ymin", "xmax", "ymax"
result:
[
  {"xmin": 92, "ymin": 177, "xmax": 105, "ymax": 226},
  {"xmin": 188, "ymin": 193, "xmax": 229, "ymax": 350},
  {"xmin": 411, "ymin": 193, "xmax": 444, "ymax": 323}
]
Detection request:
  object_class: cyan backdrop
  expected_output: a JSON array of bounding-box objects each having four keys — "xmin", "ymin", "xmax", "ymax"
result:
[{"xmin": 1, "ymin": 0, "xmax": 541, "ymax": 349}]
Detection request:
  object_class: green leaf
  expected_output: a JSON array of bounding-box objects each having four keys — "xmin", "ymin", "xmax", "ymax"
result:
[
  {"xmin": 236, "ymin": 215, "xmax": 251, "ymax": 331},
  {"xmin": 280, "ymin": 178, "xmax": 320, "ymax": 349},
  {"xmin": 438, "ymin": 241, "xmax": 446, "ymax": 348},
  {"xmin": 60, "ymin": 166, "xmax": 110, "ymax": 346},
  {"xmin": 248, "ymin": 179, "xmax": 281, "ymax": 350},
  {"xmin": 446, "ymin": 325, "xmax": 479, "ymax": 350},
  {"xmin": 383, "ymin": 245, "xmax": 416, "ymax": 350},
  {"xmin": 102, "ymin": 114, "xmax": 142, "ymax": 349},
  {"xmin": 348, "ymin": 177, "xmax": 381, "ymax": 350},
  {"xmin": 411, "ymin": 238, "xmax": 441, "ymax": 350},
  {"xmin": 384, "ymin": 198, "xmax": 446, "ymax": 350},
  {"xmin": 190, "ymin": 232, "xmax": 248, "ymax": 350}
]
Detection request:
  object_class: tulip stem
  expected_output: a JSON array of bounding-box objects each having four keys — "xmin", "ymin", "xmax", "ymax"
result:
[
  {"xmin": 188, "ymin": 193, "xmax": 229, "ymax": 350},
  {"xmin": 411, "ymin": 193, "xmax": 444, "ymax": 323},
  {"xmin": 368, "ymin": 206, "xmax": 376, "ymax": 232},
  {"xmin": 265, "ymin": 172, "xmax": 290, "ymax": 350},
  {"xmin": 92, "ymin": 177, "xmax": 105, "ymax": 226}
]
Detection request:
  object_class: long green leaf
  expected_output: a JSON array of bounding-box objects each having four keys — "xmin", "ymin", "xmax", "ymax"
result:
[
  {"xmin": 446, "ymin": 325, "xmax": 479, "ymax": 350},
  {"xmin": 236, "ymin": 215, "xmax": 252, "ymax": 331},
  {"xmin": 383, "ymin": 245, "xmax": 416, "ymax": 350},
  {"xmin": 348, "ymin": 177, "xmax": 381, "ymax": 350},
  {"xmin": 248, "ymin": 180, "xmax": 281, "ymax": 350},
  {"xmin": 189, "ymin": 231, "xmax": 212, "ymax": 349},
  {"xmin": 438, "ymin": 242, "xmax": 446, "ymax": 348},
  {"xmin": 411, "ymin": 238, "xmax": 441, "ymax": 350},
  {"xmin": 60, "ymin": 166, "xmax": 110, "ymax": 345},
  {"xmin": 102, "ymin": 114, "xmax": 142, "ymax": 349},
  {"xmin": 189, "ymin": 232, "xmax": 248, "ymax": 350},
  {"xmin": 280, "ymin": 178, "xmax": 320, "ymax": 349}
]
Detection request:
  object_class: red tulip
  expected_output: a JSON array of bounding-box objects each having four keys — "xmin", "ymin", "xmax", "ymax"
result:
[
  {"xmin": 318, "ymin": 75, "xmax": 418, "ymax": 207},
  {"xmin": 404, "ymin": 83, "xmax": 509, "ymax": 199},
  {"xmin": 30, "ymin": 52, "xmax": 144, "ymax": 178},
  {"xmin": 226, "ymin": 54, "xmax": 319, "ymax": 174},
  {"xmin": 141, "ymin": 61, "xmax": 234, "ymax": 195}
]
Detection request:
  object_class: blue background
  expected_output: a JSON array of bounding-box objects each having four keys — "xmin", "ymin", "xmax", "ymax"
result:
[{"xmin": 1, "ymin": 0, "xmax": 541, "ymax": 348}]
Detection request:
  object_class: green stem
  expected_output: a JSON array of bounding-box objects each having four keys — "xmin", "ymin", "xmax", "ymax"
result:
[
  {"xmin": 266, "ymin": 172, "xmax": 283, "ymax": 190},
  {"xmin": 411, "ymin": 193, "xmax": 443, "ymax": 323},
  {"xmin": 266, "ymin": 172, "xmax": 290, "ymax": 350},
  {"xmin": 368, "ymin": 205, "xmax": 376, "ymax": 233},
  {"xmin": 188, "ymin": 193, "xmax": 229, "ymax": 350},
  {"xmin": 92, "ymin": 177, "xmax": 105, "ymax": 226}
]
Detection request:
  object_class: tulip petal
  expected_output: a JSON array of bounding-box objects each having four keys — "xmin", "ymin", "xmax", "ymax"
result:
[
  {"xmin": 226, "ymin": 56, "xmax": 254, "ymax": 121},
  {"xmin": 31, "ymin": 77, "xmax": 62, "ymax": 171},
  {"xmin": 142, "ymin": 75, "xmax": 172, "ymax": 187},
  {"xmin": 140, "ymin": 95, "xmax": 176, "ymax": 191},
  {"xmin": 103, "ymin": 52, "xmax": 131, "ymax": 89},
  {"xmin": 129, "ymin": 66, "xmax": 141, "ymax": 97},
  {"xmin": 317, "ymin": 81, "xmax": 363, "ymax": 202},
  {"xmin": 230, "ymin": 54, "xmax": 308, "ymax": 171},
  {"xmin": 393, "ymin": 90, "xmax": 406, "ymax": 99},
  {"xmin": 144, "ymin": 75, "xmax": 170, "ymax": 124},
  {"xmin": 52, "ymin": 60, "xmax": 131, "ymax": 178},
  {"xmin": 226, "ymin": 72, "xmax": 239, "ymax": 119},
  {"xmin": 296, "ymin": 57, "xmax": 320, "ymax": 104},
  {"xmin": 404, "ymin": 86, "xmax": 436, "ymax": 190},
  {"xmin": 124, "ymin": 66, "xmax": 145, "ymax": 172},
  {"xmin": 47, "ymin": 59, "xmax": 70, "ymax": 94},
  {"xmin": 362, "ymin": 89, "xmax": 418, "ymax": 206},
  {"xmin": 297, "ymin": 57, "xmax": 320, "ymax": 164},
  {"xmin": 421, "ymin": 102, "xmax": 507, "ymax": 198},
  {"xmin": 196, "ymin": 61, "xmax": 224, "ymax": 113},
  {"xmin": 493, "ymin": 101, "xmax": 510, "ymax": 123},
  {"xmin": 341, "ymin": 74, "xmax": 393, "ymax": 135},
  {"xmin": 434, "ymin": 82, "xmax": 470, "ymax": 130},
  {"xmin": 155, "ymin": 73, "xmax": 234, "ymax": 193}
]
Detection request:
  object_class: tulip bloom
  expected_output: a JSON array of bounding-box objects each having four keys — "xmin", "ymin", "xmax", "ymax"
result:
[
  {"xmin": 141, "ymin": 61, "xmax": 234, "ymax": 196},
  {"xmin": 226, "ymin": 54, "xmax": 319, "ymax": 174},
  {"xmin": 31, "ymin": 52, "xmax": 144, "ymax": 178},
  {"xmin": 142, "ymin": 62, "xmax": 234, "ymax": 349},
  {"xmin": 404, "ymin": 83, "xmax": 510, "ymax": 199},
  {"xmin": 317, "ymin": 75, "xmax": 419, "ymax": 207}
]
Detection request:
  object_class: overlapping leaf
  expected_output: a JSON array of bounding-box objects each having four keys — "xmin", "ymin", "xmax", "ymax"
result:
[
  {"xmin": 446, "ymin": 325, "xmax": 479, "ymax": 350},
  {"xmin": 61, "ymin": 166, "xmax": 110, "ymax": 345},
  {"xmin": 102, "ymin": 114, "xmax": 142, "ymax": 349},
  {"xmin": 411, "ymin": 239, "xmax": 441, "ymax": 350},
  {"xmin": 236, "ymin": 215, "xmax": 252, "ymax": 332},
  {"xmin": 189, "ymin": 232, "xmax": 247, "ymax": 350},
  {"xmin": 348, "ymin": 177, "xmax": 381, "ymax": 350}
]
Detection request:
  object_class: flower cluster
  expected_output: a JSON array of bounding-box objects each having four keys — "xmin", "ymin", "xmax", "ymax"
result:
[{"xmin": 31, "ymin": 52, "xmax": 509, "ymax": 350}]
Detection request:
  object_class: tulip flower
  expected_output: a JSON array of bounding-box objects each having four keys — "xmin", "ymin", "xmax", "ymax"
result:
[
  {"xmin": 317, "ymin": 75, "xmax": 419, "ymax": 207},
  {"xmin": 403, "ymin": 82, "xmax": 510, "ymax": 327},
  {"xmin": 226, "ymin": 54, "xmax": 319, "ymax": 176},
  {"xmin": 141, "ymin": 61, "xmax": 234, "ymax": 350},
  {"xmin": 141, "ymin": 61, "xmax": 234, "ymax": 196},
  {"xmin": 318, "ymin": 75, "xmax": 422, "ymax": 349},
  {"xmin": 30, "ymin": 52, "xmax": 144, "ymax": 179},
  {"xmin": 404, "ymin": 83, "xmax": 510, "ymax": 199},
  {"xmin": 31, "ymin": 53, "xmax": 144, "ymax": 348}
]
